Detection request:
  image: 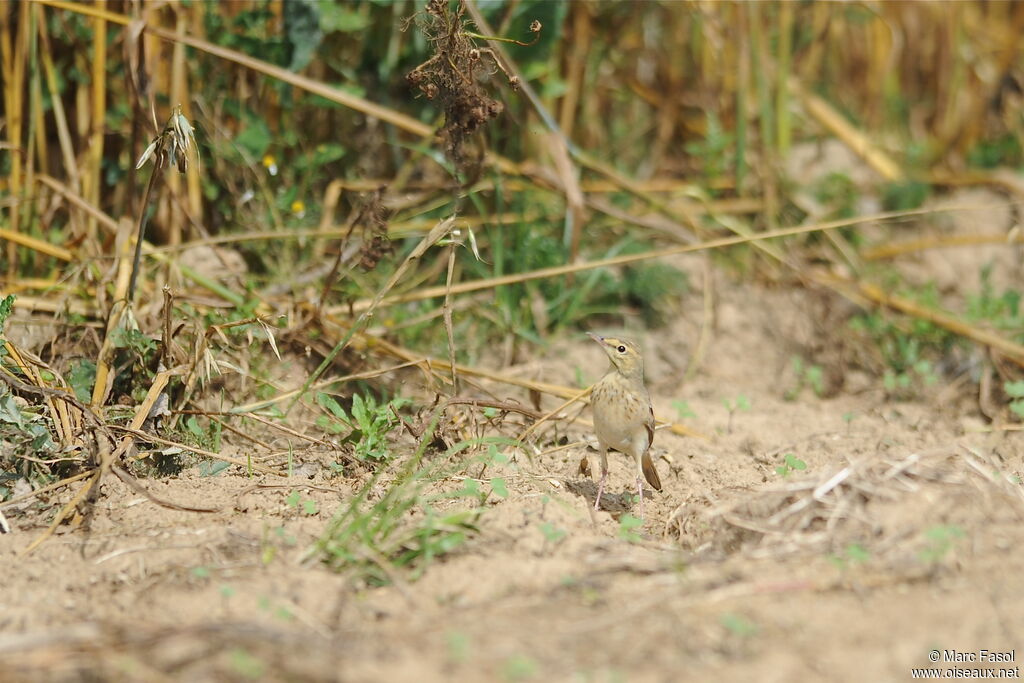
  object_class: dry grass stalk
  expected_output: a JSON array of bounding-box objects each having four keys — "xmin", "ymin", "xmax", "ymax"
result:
[{"xmin": 674, "ymin": 446, "xmax": 1024, "ymax": 562}]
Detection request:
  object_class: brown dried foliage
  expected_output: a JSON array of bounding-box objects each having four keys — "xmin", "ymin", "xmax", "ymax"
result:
[{"xmin": 405, "ymin": 0, "xmax": 509, "ymax": 175}]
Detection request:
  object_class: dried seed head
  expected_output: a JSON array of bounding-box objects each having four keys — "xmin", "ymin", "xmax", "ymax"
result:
[
  {"xmin": 509, "ymin": 75, "xmax": 520, "ymax": 91},
  {"xmin": 529, "ymin": 20, "xmax": 542, "ymax": 33},
  {"xmin": 469, "ymin": 48, "xmax": 480, "ymax": 61}
]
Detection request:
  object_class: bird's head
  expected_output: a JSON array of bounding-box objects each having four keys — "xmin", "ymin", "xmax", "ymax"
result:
[{"xmin": 587, "ymin": 332, "xmax": 644, "ymax": 380}]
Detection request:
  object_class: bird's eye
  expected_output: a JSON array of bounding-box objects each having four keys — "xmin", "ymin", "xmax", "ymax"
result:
[{"xmin": 617, "ymin": 345, "xmax": 627, "ymax": 353}]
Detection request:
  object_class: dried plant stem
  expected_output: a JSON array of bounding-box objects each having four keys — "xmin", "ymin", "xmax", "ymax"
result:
[
  {"xmin": 790, "ymin": 76, "xmax": 903, "ymax": 182},
  {"xmin": 0, "ymin": 227, "xmax": 72, "ymax": 261},
  {"xmin": 86, "ymin": 0, "xmax": 107, "ymax": 242},
  {"xmin": 127, "ymin": 163, "xmax": 161, "ymax": 303},
  {"xmin": 37, "ymin": 7, "xmax": 80, "ymax": 196},
  {"xmin": 862, "ymin": 232, "xmax": 1024, "ymax": 260},
  {"xmin": 4, "ymin": 3, "xmax": 29, "ymax": 280},
  {"xmin": 443, "ymin": 241, "xmax": 458, "ymax": 391}
]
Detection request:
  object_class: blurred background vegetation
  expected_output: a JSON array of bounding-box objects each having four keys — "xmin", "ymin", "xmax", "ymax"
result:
[{"xmin": 1, "ymin": 0, "xmax": 1023, "ymax": 382}]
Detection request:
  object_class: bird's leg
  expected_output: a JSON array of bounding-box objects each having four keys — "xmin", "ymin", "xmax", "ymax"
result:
[
  {"xmin": 636, "ymin": 473, "xmax": 645, "ymax": 520},
  {"xmin": 594, "ymin": 447, "xmax": 609, "ymax": 511}
]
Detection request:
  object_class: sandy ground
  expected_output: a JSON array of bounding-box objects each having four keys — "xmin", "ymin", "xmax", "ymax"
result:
[{"xmin": 3, "ymin": 252, "xmax": 1023, "ymax": 683}]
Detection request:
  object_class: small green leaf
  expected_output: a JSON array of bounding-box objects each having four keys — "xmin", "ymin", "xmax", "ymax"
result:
[
  {"xmin": 456, "ymin": 479, "xmax": 481, "ymax": 498},
  {"xmin": 302, "ymin": 499, "xmax": 318, "ymax": 515},
  {"xmin": 228, "ymin": 648, "xmax": 264, "ymax": 679},
  {"xmin": 351, "ymin": 393, "xmax": 369, "ymax": 427},
  {"xmin": 0, "ymin": 294, "xmax": 16, "ymax": 331},
  {"xmin": 490, "ymin": 477, "xmax": 509, "ymax": 498},
  {"xmin": 671, "ymin": 399, "xmax": 696, "ymax": 420},
  {"xmin": 235, "ymin": 118, "xmax": 271, "ymax": 159},
  {"xmin": 68, "ymin": 360, "xmax": 96, "ymax": 403},
  {"xmin": 501, "ymin": 654, "xmax": 538, "ymax": 682},
  {"xmin": 316, "ymin": 392, "xmax": 349, "ymax": 420},
  {"xmin": 198, "ymin": 460, "xmax": 231, "ymax": 477},
  {"xmin": 806, "ymin": 365, "xmax": 825, "ymax": 396},
  {"xmin": 784, "ymin": 453, "xmax": 807, "ymax": 471},
  {"xmin": 186, "ymin": 416, "xmax": 204, "ymax": 438},
  {"xmin": 1010, "ymin": 401, "xmax": 1024, "ymax": 418},
  {"xmin": 446, "ymin": 630, "xmax": 470, "ymax": 664},
  {"xmin": 285, "ymin": 490, "xmax": 301, "ymax": 508},
  {"xmin": 618, "ymin": 514, "xmax": 643, "ymax": 542},
  {"xmin": 845, "ymin": 543, "xmax": 870, "ymax": 563},
  {"xmin": 883, "ymin": 371, "xmax": 897, "ymax": 392},
  {"xmin": 1005, "ymin": 380, "xmax": 1024, "ymax": 398},
  {"xmin": 489, "ymin": 445, "xmax": 510, "ymax": 465},
  {"xmin": 0, "ymin": 394, "xmax": 26, "ymax": 429},
  {"xmin": 539, "ymin": 522, "xmax": 566, "ymax": 543},
  {"xmin": 720, "ymin": 612, "xmax": 757, "ymax": 637}
]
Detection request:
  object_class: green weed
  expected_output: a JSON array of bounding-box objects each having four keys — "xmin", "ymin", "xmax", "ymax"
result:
[
  {"xmin": 672, "ymin": 400, "xmax": 696, "ymax": 420},
  {"xmin": 0, "ymin": 313, "xmax": 59, "ymax": 488},
  {"xmin": 786, "ymin": 356, "xmax": 825, "ymax": 400},
  {"xmin": 501, "ymin": 654, "xmax": 538, "ymax": 682},
  {"xmin": 618, "ymin": 514, "xmax": 643, "ymax": 542},
  {"xmin": 881, "ymin": 180, "xmax": 930, "ymax": 211},
  {"xmin": 720, "ymin": 613, "xmax": 758, "ymax": 638},
  {"xmin": 285, "ymin": 490, "xmax": 319, "ymax": 516},
  {"xmin": 686, "ymin": 111, "xmax": 734, "ymax": 182},
  {"xmin": 850, "ymin": 290, "xmax": 953, "ymax": 399},
  {"xmin": 260, "ymin": 524, "xmax": 298, "ymax": 566},
  {"xmin": 842, "ymin": 411, "xmax": 857, "ymax": 435},
  {"xmin": 828, "ymin": 542, "xmax": 870, "ymax": 569},
  {"xmin": 918, "ymin": 525, "xmax": 965, "ymax": 563},
  {"xmin": 539, "ymin": 522, "xmax": 567, "ymax": 545},
  {"xmin": 723, "ymin": 394, "xmax": 751, "ymax": 433},
  {"xmin": 311, "ymin": 420, "xmax": 490, "ymax": 586},
  {"xmin": 967, "ymin": 133, "xmax": 1022, "ymax": 169},
  {"xmin": 316, "ymin": 391, "xmax": 411, "ymax": 462},
  {"xmin": 966, "ymin": 266, "xmax": 1023, "ymax": 341},
  {"xmin": 812, "ymin": 171, "xmax": 859, "ymax": 221},
  {"xmin": 228, "ymin": 648, "xmax": 265, "ymax": 680},
  {"xmin": 1005, "ymin": 381, "xmax": 1024, "ymax": 419},
  {"xmin": 67, "ymin": 360, "xmax": 96, "ymax": 403},
  {"xmin": 445, "ymin": 630, "xmax": 471, "ymax": 665},
  {"xmin": 0, "ymin": 294, "xmax": 13, "ymax": 334},
  {"xmin": 775, "ymin": 453, "xmax": 807, "ymax": 478}
]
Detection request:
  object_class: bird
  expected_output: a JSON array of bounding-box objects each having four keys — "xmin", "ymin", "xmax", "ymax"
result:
[{"xmin": 585, "ymin": 332, "xmax": 662, "ymax": 519}]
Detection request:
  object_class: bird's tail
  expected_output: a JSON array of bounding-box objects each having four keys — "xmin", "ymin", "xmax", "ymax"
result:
[{"xmin": 641, "ymin": 452, "xmax": 662, "ymax": 491}]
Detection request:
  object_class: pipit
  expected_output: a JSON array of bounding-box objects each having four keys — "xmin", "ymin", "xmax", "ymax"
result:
[{"xmin": 585, "ymin": 332, "xmax": 662, "ymax": 519}]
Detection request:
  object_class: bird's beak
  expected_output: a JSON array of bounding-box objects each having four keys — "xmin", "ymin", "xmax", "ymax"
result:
[{"xmin": 586, "ymin": 332, "xmax": 604, "ymax": 344}]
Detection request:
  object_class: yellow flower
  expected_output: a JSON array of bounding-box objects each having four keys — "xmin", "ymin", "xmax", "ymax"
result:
[
  {"xmin": 262, "ymin": 154, "xmax": 278, "ymax": 176},
  {"xmin": 291, "ymin": 200, "xmax": 306, "ymax": 217}
]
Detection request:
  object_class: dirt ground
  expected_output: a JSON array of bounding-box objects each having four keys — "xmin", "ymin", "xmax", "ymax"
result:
[{"xmin": 3, "ymin": 239, "xmax": 1024, "ymax": 681}]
